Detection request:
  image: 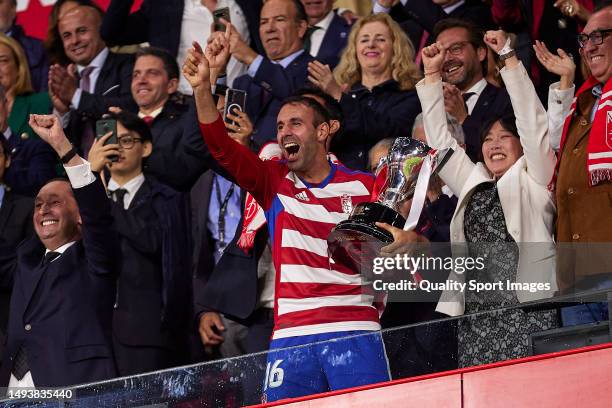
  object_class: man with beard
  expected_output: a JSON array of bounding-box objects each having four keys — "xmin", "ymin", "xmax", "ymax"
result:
[
  {"xmin": 431, "ymin": 18, "xmax": 512, "ymax": 162},
  {"xmin": 184, "ymin": 35, "xmax": 390, "ymax": 401}
]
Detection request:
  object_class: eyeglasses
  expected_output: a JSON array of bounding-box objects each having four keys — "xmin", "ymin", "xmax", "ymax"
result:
[
  {"xmin": 577, "ymin": 29, "xmax": 612, "ymax": 48},
  {"xmin": 117, "ymin": 136, "xmax": 143, "ymax": 149},
  {"xmin": 447, "ymin": 41, "xmax": 472, "ymax": 55}
]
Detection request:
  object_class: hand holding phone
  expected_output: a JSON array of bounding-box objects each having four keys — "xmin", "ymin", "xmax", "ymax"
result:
[
  {"xmin": 95, "ymin": 119, "xmax": 119, "ymax": 162},
  {"xmin": 212, "ymin": 7, "xmax": 231, "ymax": 32},
  {"xmin": 223, "ymin": 88, "xmax": 247, "ymax": 127}
]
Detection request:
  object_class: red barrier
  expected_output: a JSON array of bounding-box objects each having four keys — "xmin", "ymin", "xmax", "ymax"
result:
[
  {"xmin": 253, "ymin": 343, "xmax": 612, "ymax": 407},
  {"xmin": 16, "ymin": 0, "xmax": 144, "ymax": 40}
]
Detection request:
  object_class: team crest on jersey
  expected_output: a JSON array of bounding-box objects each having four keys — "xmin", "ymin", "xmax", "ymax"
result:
[
  {"xmin": 607, "ymin": 111, "xmax": 612, "ymax": 150},
  {"xmin": 341, "ymin": 194, "xmax": 353, "ymax": 214}
]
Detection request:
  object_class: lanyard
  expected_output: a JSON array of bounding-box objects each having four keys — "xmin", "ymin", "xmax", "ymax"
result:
[{"xmin": 214, "ymin": 175, "xmax": 236, "ymax": 249}]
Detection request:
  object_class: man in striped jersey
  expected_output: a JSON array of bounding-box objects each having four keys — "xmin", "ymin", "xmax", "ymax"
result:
[{"xmin": 183, "ymin": 35, "xmax": 390, "ymax": 401}]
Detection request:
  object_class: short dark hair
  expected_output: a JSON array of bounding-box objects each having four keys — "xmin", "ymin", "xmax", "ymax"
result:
[
  {"xmin": 108, "ymin": 111, "xmax": 153, "ymax": 143},
  {"xmin": 433, "ymin": 18, "xmax": 487, "ymax": 76},
  {"xmin": 293, "ymin": 87, "xmax": 343, "ymax": 125},
  {"xmin": 279, "ymin": 95, "xmax": 330, "ymax": 128},
  {"xmin": 287, "ymin": 0, "xmax": 308, "ymax": 23},
  {"xmin": 478, "ymin": 113, "xmax": 519, "ymax": 161},
  {"xmin": 135, "ymin": 47, "xmax": 180, "ymax": 80},
  {"xmin": 433, "ymin": 18, "xmax": 485, "ymax": 49}
]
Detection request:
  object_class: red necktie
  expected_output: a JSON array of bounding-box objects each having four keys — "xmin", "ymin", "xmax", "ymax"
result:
[{"xmin": 142, "ymin": 116, "xmax": 154, "ymax": 126}]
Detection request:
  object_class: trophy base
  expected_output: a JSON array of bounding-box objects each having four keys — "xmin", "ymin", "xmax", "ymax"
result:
[{"xmin": 327, "ymin": 202, "xmax": 406, "ymax": 273}]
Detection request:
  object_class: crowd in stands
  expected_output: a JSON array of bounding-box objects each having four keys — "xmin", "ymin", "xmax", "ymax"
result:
[{"xmin": 0, "ymin": 0, "xmax": 611, "ymax": 404}]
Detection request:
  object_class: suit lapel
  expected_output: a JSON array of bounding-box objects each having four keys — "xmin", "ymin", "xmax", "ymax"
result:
[
  {"xmin": 152, "ymin": 103, "xmax": 180, "ymax": 143},
  {"xmin": 94, "ymin": 52, "xmax": 114, "ymax": 95},
  {"xmin": 318, "ymin": 14, "xmax": 345, "ymax": 57},
  {"xmin": 128, "ymin": 179, "xmax": 152, "ymax": 210},
  {"xmin": 19, "ymin": 237, "xmax": 46, "ymax": 313},
  {"xmin": 471, "ymin": 84, "xmax": 496, "ymax": 121}
]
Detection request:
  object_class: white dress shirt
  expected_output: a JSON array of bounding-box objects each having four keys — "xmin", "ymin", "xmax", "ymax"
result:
[
  {"xmin": 463, "ymin": 77, "xmax": 488, "ymax": 115},
  {"xmin": 45, "ymin": 241, "xmax": 77, "ymax": 258},
  {"xmin": 177, "ymin": 0, "xmax": 250, "ymax": 94},
  {"xmin": 71, "ymin": 47, "xmax": 110, "ymax": 109},
  {"xmin": 138, "ymin": 106, "xmax": 164, "ymax": 120},
  {"xmin": 308, "ymin": 9, "xmax": 335, "ymax": 57},
  {"xmin": 107, "ymin": 173, "xmax": 146, "ymax": 210}
]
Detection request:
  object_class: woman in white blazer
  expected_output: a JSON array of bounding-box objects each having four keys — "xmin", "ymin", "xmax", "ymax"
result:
[{"xmin": 416, "ymin": 30, "xmax": 559, "ymax": 367}]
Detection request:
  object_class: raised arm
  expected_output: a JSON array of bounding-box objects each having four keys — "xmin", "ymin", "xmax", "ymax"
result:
[
  {"xmin": 28, "ymin": 114, "xmax": 119, "ymax": 275},
  {"xmin": 183, "ymin": 39, "xmax": 281, "ymax": 209},
  {"xmin": 484, "ymin": 31, "xmax": 556, "ymax": 186},
  {"xmin": 533, "ymin": 40, "xmax": 576, "ymax": 152},
  {"xmin": 416, "ymin": 42, "xmax": 475, "ymax": 196}
]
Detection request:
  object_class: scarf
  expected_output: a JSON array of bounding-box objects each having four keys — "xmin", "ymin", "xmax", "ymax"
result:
[{"xmin": 551, "ymin": 75, "xmax": 612, "ymax": 190}]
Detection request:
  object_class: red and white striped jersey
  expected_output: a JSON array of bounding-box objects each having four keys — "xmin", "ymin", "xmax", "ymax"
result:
[{"xmin": 200, "ymin": 118, "xmax": 380, "ymax": 339}]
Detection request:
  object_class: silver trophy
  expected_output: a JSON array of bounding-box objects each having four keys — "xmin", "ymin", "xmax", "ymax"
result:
[{"xmin": 327, "ymin": 137, "xmax": 451, "ymax": 271}]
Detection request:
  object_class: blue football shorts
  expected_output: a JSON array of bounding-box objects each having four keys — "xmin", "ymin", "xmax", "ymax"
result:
[{"xmin": 261, "ymin": 330, "xmax": 391, "ymax": 403}]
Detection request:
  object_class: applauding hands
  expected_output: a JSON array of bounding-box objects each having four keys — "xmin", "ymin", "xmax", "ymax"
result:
[{"xmin": 533, "ymin": 40, "xmax": 575, "ymax": 90}]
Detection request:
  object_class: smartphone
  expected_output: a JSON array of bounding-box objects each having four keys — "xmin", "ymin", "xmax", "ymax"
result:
[
  {"xmin": 212, "ymin": 7, "xmax": 231, "ymax": 32},
  {"xmin": 224, "ymin": 88, "xmax": 247, "ymax": 127},
  {"xmin": 95, "ymin": 118, "xmax": 119, "ymax": 162}
]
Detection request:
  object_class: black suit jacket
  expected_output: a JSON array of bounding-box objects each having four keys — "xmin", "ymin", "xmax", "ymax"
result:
[
  {"xmin": 0, "ymin": 191, "xmax": 34, "ymax": 363},
  {"xmin": 392, "ymin": 0, "xmax": 494, "ymax": 53},
  {"xmin": 101, "ymin": 0, "xmax": 264, "ymax": 56},
  {"xmin": 66, "ymin": 51, "xmax": 136, "ymax": 154},
  {"xmin": 112, "ymin": 178, "xmax": 192, "ymax": 355},
  {"xmin": 316, "ymin": 13, "xmax": 352, "ymax": 68},
  {"xmin": 0, "ymin": 179, "xmax": 119, "ymax": 388},
  {"xmin": 190, "ymin": 171, "xmax": 215, "ymax": 285},
  {"xmin": 193, "ymin": 199, "xmax": 268, "ymax": 324},
  {"xmin": 144, "ymin": 100, "xmax": 231, "ymax": 192},
  {"xmin": 462, "ymin": 83, "xmax": 513, "ymax": 162},
  {"xmin": 233, "ymin": 51, "xmax": 315, "ymax": 149}
]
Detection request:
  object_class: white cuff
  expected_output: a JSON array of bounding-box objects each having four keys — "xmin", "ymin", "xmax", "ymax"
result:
[
  {"xmin": 64, "ymin": 160, "xmax": 96, "ymax": 188},
  {"xmin": 372, "ymin": 2, "xmax": 391, "ymax": 13}
]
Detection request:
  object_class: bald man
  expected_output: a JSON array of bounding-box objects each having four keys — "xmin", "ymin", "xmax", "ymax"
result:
[{"xmin": 49, "ymin": 5, "xmax": 135, "ymax": 157}]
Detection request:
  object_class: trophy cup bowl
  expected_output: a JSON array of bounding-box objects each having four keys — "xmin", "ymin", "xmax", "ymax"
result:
[{"xmin": 327, "ymin": 137, "xmax": 448, "ymax": 274}]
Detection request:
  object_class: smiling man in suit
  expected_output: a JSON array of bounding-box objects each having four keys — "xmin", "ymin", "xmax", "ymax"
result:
[
  {"xmin": 130, "ymin": 46, "xmax": 216, "ymax": 191},
  {"xmin": 432, "ymin": 18, "xmax": 512, "ymax": 162},
  {"xmin": 0, "ymin": 114, "xmax": 118, "ymax": 388},
  {"xmin": 301, "ymin": 0, "xmax": 352, "ymax": 67},
  {"xmin": 49, "ymin": 5, "xmax": 135, "ymax": 158}
]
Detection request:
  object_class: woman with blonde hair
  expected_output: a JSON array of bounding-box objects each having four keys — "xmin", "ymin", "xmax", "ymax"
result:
[
  {"xmin": 0, "ymin": 34, "xmax": 55, "ymax": 196},
  {"xmin": 0, "ymin": 34, "xmax": 51, "ymax": 139},
  {"xmin": 308, "ymin": 13, "xmax": 421, "ymax": 170}
]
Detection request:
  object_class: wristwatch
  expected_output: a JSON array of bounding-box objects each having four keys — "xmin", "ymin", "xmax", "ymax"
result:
[
  {"xmin": 499, "ymin": 49, "xmax": 516, "ymax": 61},
  {"xmin": 60, "ymin": 146, "xmax": 77, "ymax": 164}
]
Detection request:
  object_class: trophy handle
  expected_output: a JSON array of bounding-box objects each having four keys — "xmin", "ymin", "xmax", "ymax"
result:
[{"xmin": 403, "ymin": 148, "xmax": 454, "ymax": 231}]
